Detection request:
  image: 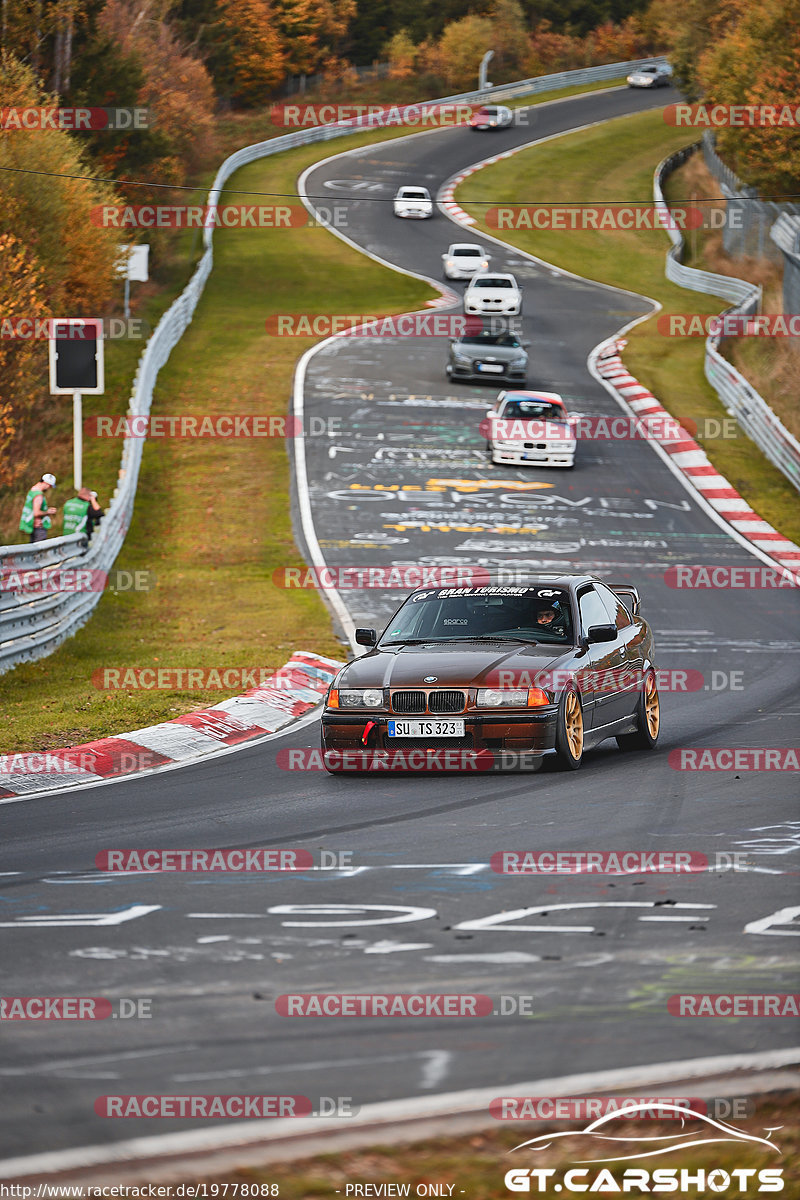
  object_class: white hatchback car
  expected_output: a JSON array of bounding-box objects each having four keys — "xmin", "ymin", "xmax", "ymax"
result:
[
  {"xmin": 485, "ymin": 390, "xmax": 576, "ymax": 468},
  {"xmin": 442, "ymin": 243, "xmax": 491, "ymax": 280},
  {"xmin": 627, "ymin": 63, "xmax": 672, "ymax": 88},
  {"xmin": 464, "ymin": 272, "xmax": 522, "ymax": 316},
  {"xmin": 393, "ymin": 186, "xmax": 433, "ymax": 218}
]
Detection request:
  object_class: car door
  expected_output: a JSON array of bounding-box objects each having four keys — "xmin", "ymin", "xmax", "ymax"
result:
[
  {"xmin": 576, "ymin": 585, "xmax": 625, "ymax": 728},
  {"xmin": 594, "ymin": 582, "xmax": 642, "ymax": 722}
]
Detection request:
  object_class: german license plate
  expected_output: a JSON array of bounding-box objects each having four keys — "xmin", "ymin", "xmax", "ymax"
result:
[
  {"xmin": 477, "ymin": 363, "xmax": 503, "ymax": 373},
  {"xmin": 387, "ymin": 719, "xmax": 465, "ymax": 737}
]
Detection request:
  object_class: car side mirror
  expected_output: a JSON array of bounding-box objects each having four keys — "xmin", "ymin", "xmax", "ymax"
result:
[
  {"xmin": 355, "ymin": 628, "xmax": 377, "ymax": 647},
  {"xmin": 521, "ymin": 340, "xmax": 531, "ymax": 348},
  {"xmin": 587, "ymin": 623, "xmax": 617, "ymax": 644}
]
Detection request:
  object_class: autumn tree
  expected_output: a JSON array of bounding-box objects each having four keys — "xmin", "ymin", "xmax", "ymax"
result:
[
  {"xmin": 0, "ymin": 53, "xmax": 125, "ymax": 311},
  {"xmin": 0, "ymin": 233, "xmax": 51, "ymax": 489},
  {"xmin": 207, "ymin": 0, "xmax": 285, "ymax": 104},
  {"xmin": 698, "ymin": 0, "xmax": 800, "ymax": 193}
]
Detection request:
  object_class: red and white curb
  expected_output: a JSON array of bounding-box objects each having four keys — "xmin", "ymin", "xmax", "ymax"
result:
[
  {"xmin": 440, "ymin": 147, "xmax": 522, "ymax": 225},
  {"xmin": 595, "ymin": 340, "xmax": 800, "ymax": 570},
  {"xmin": 0, "ymin": 651, "xmax": 344, "ymax": 799}
]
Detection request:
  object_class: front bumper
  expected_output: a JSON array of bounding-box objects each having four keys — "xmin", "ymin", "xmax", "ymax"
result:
[
  {"xmin": 321, "ymin": 709, "xmax": 557, "ymax": 752},
  {"xmin": 465, "ymin": 302, "xmax": 520, "ymax": 315},
  {"xmin": 449, "ymin": 363, "xmax": 526, "ymax": 382},
  {"xmin": 491, "ymin": 444, "xmax": 575, "ymax": 466}
]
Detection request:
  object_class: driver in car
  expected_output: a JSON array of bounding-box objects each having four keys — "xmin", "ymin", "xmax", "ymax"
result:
[{"xmin": 535, "ymin": 602, "xmax": 567, "ymax": 636}]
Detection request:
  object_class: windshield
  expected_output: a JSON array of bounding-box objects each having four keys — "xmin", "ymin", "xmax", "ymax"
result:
[
  {"xmin": 479, "ymin": 107, "xmax": 498, "ymax": 115},
  {"xmin": 474, "ymin": 277, "xmax": 513, "ymax": 288},
  {"xmin": 380, "ymin": 586, "xmax": 574, "ymax": 646},
  {"xmin": 452, "ymin": 248, "xmax": 481, "ymax": 256},
  {"xmin": 458, "ymin": 333, "xmax": 521, "ymax": 347},
  {"xmin": 399, "ymin": 188, "xmax": 428, "ymax": 199},
  {"xmin": 500, "ymin": 399, "xmax": 565, "ymax": 419}
]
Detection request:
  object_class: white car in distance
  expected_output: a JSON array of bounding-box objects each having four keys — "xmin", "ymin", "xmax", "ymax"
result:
[
  {"xmin": 393, "ymin": 186, "xmax": 434, "ymax": 218},
  {"xmin": 442, "ymin": 243, "xmax": 491, "ymax": 280},
  {"xmin": 464, "ymin": 272, "xmax": 522, "ymax": 316}
]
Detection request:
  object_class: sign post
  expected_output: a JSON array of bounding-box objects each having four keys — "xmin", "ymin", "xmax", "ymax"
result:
[
  {"xmin": 48, "ymin": 319, "xmax": 105, "ymax": 491},
  {"xmin": 116, "ymin": 245, "xmax": 150, "ymax": 319}
]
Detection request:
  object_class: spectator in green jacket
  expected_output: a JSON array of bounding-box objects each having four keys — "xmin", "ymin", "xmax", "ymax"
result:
[
  {"xmin": 19, "ymin": 474, "xmax": 57, "ymax": 543},
  {"xmin": 63, "ymin": 487, "xmax": 104, "ymax": 539}
]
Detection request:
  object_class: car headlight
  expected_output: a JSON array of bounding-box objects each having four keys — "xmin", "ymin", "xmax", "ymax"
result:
[
  {"xmin": 452, "ymin": 351, "xmax": 471, "ymax": 364},
  {"xmin": 509, "ymin": 355, "xmax": 526, "ymax": 367},
  {"xmin": 336, "ymin": 688, "xmax": 384, "ymax": 708},
  {"xmin": 476, "ymin": 687, "xmax": 549, "ymax": 707}
]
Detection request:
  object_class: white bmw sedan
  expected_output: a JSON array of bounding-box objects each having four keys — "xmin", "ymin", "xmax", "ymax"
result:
[{"xmin": 464, "ymin": 272, "xmax": 522, "ymax": 316}]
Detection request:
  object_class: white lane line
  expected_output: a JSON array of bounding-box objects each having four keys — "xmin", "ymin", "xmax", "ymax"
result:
[
  {"xmin": 173, "ymin": 1050, "xmax": 447, "ymax": 1084},
  {"xmin": 2, "ymin": 1048, "xmax": 798, "ymax": 1180},
  {"xmin": 0, "ymin": 904, "xmax": 160, "ymax": 928}
]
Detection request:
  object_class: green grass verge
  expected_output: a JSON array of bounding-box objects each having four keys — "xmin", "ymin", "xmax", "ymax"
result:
[{"xmin": 456, "ymin": 108, "xmax": 800, "ymax": 546}]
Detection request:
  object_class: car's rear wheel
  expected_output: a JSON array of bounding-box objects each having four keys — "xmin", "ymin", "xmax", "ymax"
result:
[
  {"xmin": 554, "ymin": 687, "xmax": 583, "ymax": 770},
  {"xmin": 616, "ymin": 670, "xmax": 660, "ymax": 751}
]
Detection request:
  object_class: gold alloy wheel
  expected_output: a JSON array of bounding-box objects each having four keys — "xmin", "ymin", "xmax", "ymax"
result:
[
  {"xmin": 644, "ymin": 673, "xmax": 660, "ymax": 739},
  {"xmin": 564, "ymin": 691, "xmax": 583, "ymax": 759}
]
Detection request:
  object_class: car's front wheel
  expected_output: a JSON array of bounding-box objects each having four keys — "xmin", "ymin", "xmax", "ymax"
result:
[
  {"xmin": 554, "ymin": 687, "xmax": 583, "ymax": 770},
  {"xmin": 616, "ymin": 670, "xmax": 660, "ymax": 751}
]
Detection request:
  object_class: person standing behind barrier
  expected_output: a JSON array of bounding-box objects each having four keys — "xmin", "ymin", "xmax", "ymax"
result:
[
  {"xmin": 63, "ymin": 487, "xmax": 104, "ymax": 540},
  {"xmin": 19, "ymin": 473, "xmax": 57, "ymax": 543}
]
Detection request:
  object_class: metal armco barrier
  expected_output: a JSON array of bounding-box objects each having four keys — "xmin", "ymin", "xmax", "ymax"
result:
[
  {"xmin": 654, "ymin": 147, "xmax": 800, "ymax": 493},
  {"xmin": 0, "ymin": 57, "xmax": 664, "ymax": 676}
]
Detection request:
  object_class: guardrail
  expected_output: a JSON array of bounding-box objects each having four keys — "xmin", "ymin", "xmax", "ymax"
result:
[
  {"xmin": 653, "ymin": 146, "xmax": 800, "ymax": 493},
  {"xmin": 0, "ymin": 55, "xmax": 665, "ymax": 676}
]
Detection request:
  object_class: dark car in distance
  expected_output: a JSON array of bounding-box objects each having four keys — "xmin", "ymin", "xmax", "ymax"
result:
[
  {"xmin": 321, "ymin": 575, "xmax": 660, "ymax": 771},
  {"xmin": 446, "ymin": 326, "xmax": 529, "ymax": 383}
]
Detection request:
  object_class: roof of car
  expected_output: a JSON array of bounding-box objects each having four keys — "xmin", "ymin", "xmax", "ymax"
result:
[{"xmin": 499, "ymin": 389, "xmax": 565, "ymax": 406}]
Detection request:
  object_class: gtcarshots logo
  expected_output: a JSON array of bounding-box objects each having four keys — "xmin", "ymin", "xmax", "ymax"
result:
[{"xmin": 504, "ymin": 1103, "xmax": 783, "ymax": 1192}]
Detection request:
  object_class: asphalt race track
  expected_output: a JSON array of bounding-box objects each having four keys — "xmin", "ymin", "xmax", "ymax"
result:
[{"xmin": 1, "ymin": 85, "xmax": 798, "ymax": 1163}]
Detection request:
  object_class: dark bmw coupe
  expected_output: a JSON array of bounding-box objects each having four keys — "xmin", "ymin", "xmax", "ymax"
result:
[{"xmin": 320, "ymin": 575, "xmax": 660, "ymax": 771}]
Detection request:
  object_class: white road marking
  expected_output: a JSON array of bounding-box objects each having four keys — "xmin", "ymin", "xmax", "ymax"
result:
[
  {"xmin": 0, "ymin": 904, "xmax": 161, "ymax": 928},
  {"xmin": 424, "ymin": 952, "xmax": 540, "ymax": 964},
  {"xmin": 268, "ymin": 904, "xmax": 439, "ymax": 927},
  {"xmin": 363, "ymin": 940, "xmax": 434, "ymax": 953},
  {"xmin": 454, "ymin": 902, "xmax": 715, "ymax": 934},
  {"xmin": 745, "ymin": 907, "xmax": 800, "ymax": 937}
]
